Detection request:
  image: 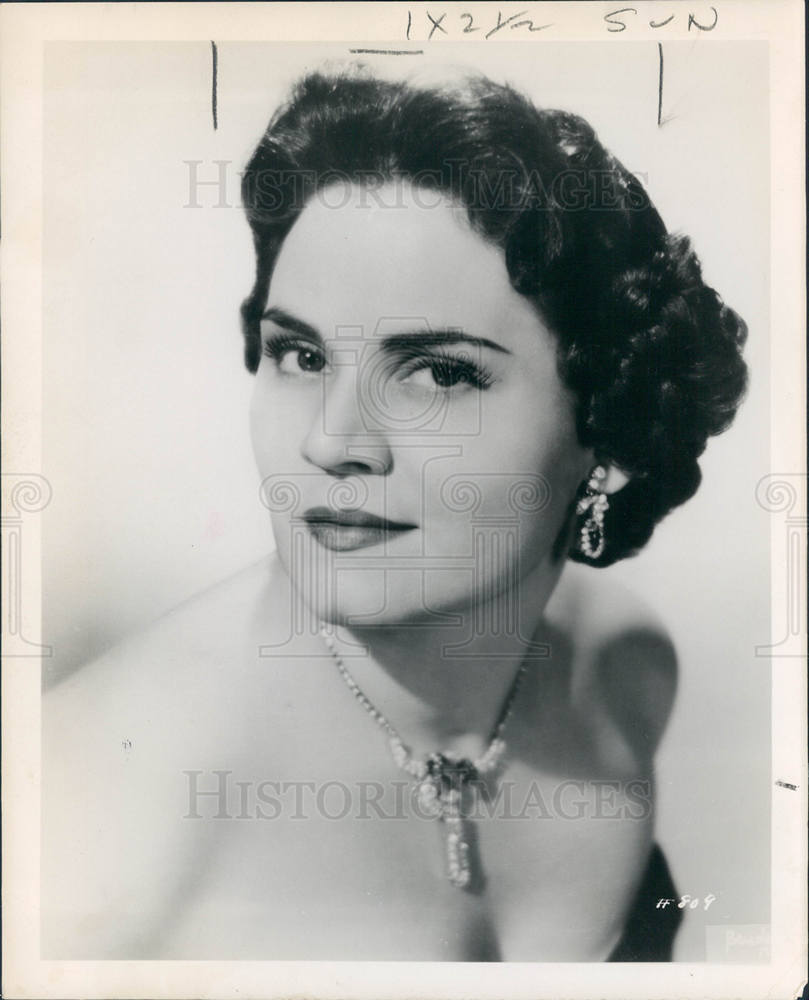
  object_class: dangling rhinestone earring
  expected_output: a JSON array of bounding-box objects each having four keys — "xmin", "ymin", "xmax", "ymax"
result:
[{"xmin": 577, "ymin": 465, "xmax": 609, "ymax": 560}]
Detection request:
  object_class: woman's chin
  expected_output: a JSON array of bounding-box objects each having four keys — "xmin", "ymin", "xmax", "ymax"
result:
[
  {"xmin": 285, "ymin": 565, "xmax": 467, "ymax": 630},
  {"xmin": 286, "ymin": 564, "xmax": 389, "ymax": 627}
]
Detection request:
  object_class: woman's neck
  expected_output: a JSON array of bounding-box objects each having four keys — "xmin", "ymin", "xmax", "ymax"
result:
[{"xmin": 326, "ymin": 558, "xmax": 565, "ymax": 760}]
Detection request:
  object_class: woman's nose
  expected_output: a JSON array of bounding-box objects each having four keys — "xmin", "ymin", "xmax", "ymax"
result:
[{"xmin": 300, "ymin": 370, "xmax": 393, "ymax": 476}]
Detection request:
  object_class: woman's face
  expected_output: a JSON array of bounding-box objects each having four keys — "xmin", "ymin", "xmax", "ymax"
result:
[{"xmin": 250, "ymin": 181, "xmax": 592, "ymax": 628}]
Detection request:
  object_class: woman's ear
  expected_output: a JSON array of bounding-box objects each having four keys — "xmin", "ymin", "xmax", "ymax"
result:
[{"xmin": 601, "ymin": 464, "xmax": 630, "ymax": 495}]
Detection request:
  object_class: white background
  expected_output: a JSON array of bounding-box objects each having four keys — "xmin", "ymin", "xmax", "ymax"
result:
[{"xmin": 42, "ymin": 40, "xmax": 770, "ymax": 961}]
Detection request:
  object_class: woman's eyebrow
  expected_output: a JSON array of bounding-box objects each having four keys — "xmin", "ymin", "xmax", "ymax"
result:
[
  {"xmin": 379, "ymin": 331, "xmax": 511, "ymax": 355},
  {"xmin": 260, "ymin": 306, "xmax": 322, "ymax": 341},
  {"xmin": 260, "ymin": 309, "xmax": 511, "ymax": 356}
]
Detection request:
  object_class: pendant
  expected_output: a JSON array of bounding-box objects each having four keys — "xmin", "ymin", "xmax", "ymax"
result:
[
  {"xmin": 419, "ymin": 753, "xmax": 477, "ymax": 889},
  {"xmin": 442, "ymin": 787, "xmax": 471, "ymax": 888}
]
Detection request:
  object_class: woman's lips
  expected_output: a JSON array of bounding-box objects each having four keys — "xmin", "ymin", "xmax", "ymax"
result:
[{"xmin": 301, "ymin": 507, "xmax": 417, "ymax": 551}]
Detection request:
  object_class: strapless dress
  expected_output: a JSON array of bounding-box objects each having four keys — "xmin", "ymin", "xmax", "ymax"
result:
[{"xmin": 607, "ymin": 843, "xmax": 682, "ymax": 961}]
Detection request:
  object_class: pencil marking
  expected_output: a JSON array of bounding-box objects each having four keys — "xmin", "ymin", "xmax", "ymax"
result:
[
  {"xmin": 349, "ymin": 49, "xmax": 424, "ymax": 55},
  {"xmin": 657, "ymin": 42, "xmax": 664, "ymax": 127},
  {"xmin": 211, "ymin": 41, "xmax": 218, "ymax": 131}
]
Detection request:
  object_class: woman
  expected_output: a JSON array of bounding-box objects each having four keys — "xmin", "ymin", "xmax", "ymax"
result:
[{"xmin": 42, "ymin": 66, "xmax": 748, "ymax": 962}]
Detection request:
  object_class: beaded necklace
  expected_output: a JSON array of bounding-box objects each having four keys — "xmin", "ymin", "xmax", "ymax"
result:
[{"xmin": 320, "ymin": 626, "xmax": 529, "ymax": 889}]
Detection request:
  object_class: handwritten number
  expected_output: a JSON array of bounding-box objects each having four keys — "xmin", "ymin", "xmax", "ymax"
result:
[
  {"xmin": 511, "ymin": 18, "xmax": 553, "ymax": 32},
  {"xmin": 660, "ymin": 893, "xmax": 717, "ymax": 910},
  {"xmin": 408, "ymin": 7, "xmax": 719, "ymax": 40},
  {"xmin": 485, "ymin": 10, "xmax": 528, "ymax": 39}
]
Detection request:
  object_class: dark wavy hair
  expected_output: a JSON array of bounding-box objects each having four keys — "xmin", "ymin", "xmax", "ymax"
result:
[{"xmin": 240, "ymin": 67, "xmax": 748, "ymax": 566}]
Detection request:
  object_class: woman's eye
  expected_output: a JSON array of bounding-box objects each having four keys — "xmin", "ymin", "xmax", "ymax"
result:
[
  {"xmin": 263, "ymin": 335, "xmax": 327, "ymax": 376},
  {"xmin": 278, "ymin": 346, "xmax": 326, "ymax": 374},
  {"xmin": 403, "ymin": 357, "xmax": 492, "ymax": 391}
]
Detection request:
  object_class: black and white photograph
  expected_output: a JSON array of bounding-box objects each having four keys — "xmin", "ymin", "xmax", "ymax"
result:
[{"xmin": 2, "ymin": 2, "xmax": 805, "ymax": 998}]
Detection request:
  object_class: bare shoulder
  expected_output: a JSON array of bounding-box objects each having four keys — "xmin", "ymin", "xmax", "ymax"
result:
[
  {"xmin": 42, "ymin": 552, "xmax": 306, "ymax": 795},
  {"xmin": 41, "ymin": 554, "xmax": 290, "ymax": 957},
  {"xmin": 45, "ymin": 554, "xmax": 282, "ymax": 724},
  {"xmin": 545, "ymin": 562, "xmax": 679, "ymax": 761}
]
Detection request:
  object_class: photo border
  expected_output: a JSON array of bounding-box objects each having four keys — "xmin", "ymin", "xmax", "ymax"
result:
[{"xmin": 2, "ymin": 3, "xmax": 805, "ymax": 998}]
